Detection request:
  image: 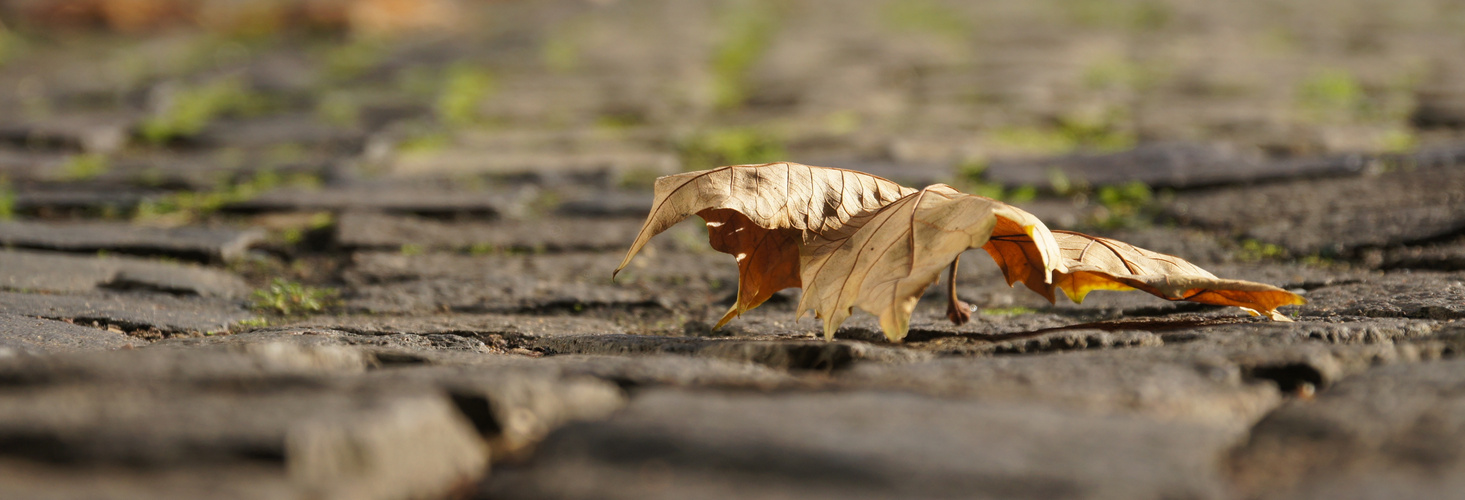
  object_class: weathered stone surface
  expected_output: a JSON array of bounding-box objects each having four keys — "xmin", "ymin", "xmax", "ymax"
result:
[
  {"xmin": 0, "ymin": 249, "xmax": 250, "ymax": 298},
  {"xmin": 1229, "ymin": 358, "xmax": 1465, "ymax": 500},
  {"xmin": 0, "ymin": 337, "xmax": 370, "ymax": 384},
  {"xmin": 195, "ymin": 115, "xmax": 365, "ymax": 151},
  {"xmin": 0, "ymin": 384, "xmax": 487, "ymax": 500},
  {"xmin": 0, "ymin": 113, "xmax": 133, "ymax": 153},
  {"xmin": 839, "ymin": 345, "xmax": 1280, "ymax": 429},
  {"xmin": 0, "ymin": 291, "xmax": 255, "ymax": 335},
  {"xmin": 1169, "ymin": 166, "xmax": 1465, "ymax": 255},
  {"xmin": 345, "ymin": 278, "xmax": 661, "ymax": 315},
  {"xmin": 1298, "ymin": 271, "xmax": 1465, "ymax": 320},
  {"xmin": 360, "ymin": 365, "xmax": 625, "ymax": 459},
  {"xmin": 987, "ymin": 142, "xmax": 1307, "ymax": 190},
  {"xmin": 10, "ymin": 185, "xmax": 164, "ymax": 214},
  {"xmin": 390, "ymin": 150, "xmax": 679, "ymax": 186},
  {"xmin": 226, "ymin": 186, "xmax": 525, "ymax": 218},
  {"xmin": 1373, "ymin": 235, "xmax": 1465, "ymax": 270},
  {"xmin": 0, "ymin": 314, "xmax": 143, "ymax": 356},
  {"xmin": 0, "ymin": 220, "xmax": 266, "ymax": 262},
  {"xmin": 524, "ymin": 333, "xmax": 929, "ymax": 370},
  {"xmin": 483, "ymin": 389, "xmax": 1238, "ymax": 500},
  {"xmin": 538, "ymin": 354, "xmax": 801, "ymax": 389},
  {"xmin": 336, "ymin": 212, "xmax": 650, "ymax": 251},
  {"xmin": 555, "ymin": 190, "xmax": 655, "ymax": 218},
  {"xmin": 285, "ymin": 314, "xmax": 627, "ymax": 339},
  {"xmin": 346, "ymin": 250, "xmax": 731, "ymax": 286}
]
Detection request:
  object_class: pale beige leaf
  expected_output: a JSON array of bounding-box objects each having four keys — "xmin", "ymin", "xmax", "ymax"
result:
[
  {"xmin": 614, "ymin": 162, "xmax": 915, "ymax": 326},
  {"xmin": 983, "ymin": 230, "xmax": 1306, "ymax": 320},
  {"xmin": 797, "ymin": 185, "xmax": 1064, "ymax": 342}
]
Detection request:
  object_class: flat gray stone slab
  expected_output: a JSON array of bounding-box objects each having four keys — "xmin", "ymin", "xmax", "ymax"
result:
[
  {"xmin": 483, "ymin": 389, "xmax": 1237, "ymax": 500},
  {"xmin": 1230, "ymin": 357, "xmax": 1465, "ymax": 500},
  {"xmin": 0, "ymin": 336, "xmax": 371, "ymax": 384},
  {"xmin": 0, "ymin": 113, "xmax": 133, "ymax": 153},
  {"xmin": 1374, "ymin": 235, "xmax": 1465, "ymax": 271},
  {"xmin": 390, "ymin": 149, "xmax": 679, "ymax": 187},
  {"xmin": 360, "ymin": 365, "xmax": 625, "ymax": 460},
  {"xmin": 0, "ymin": 383, "xmax": 486, "ymax": 500},
  {"xmin": 0, "ymin": 291, "xmax": 255, "ymax": 335},
  {"xmin": 346, "ymin": 278, "xmax": 660, "ymax": 315},
  {"xmin": 336, "ymin": 212, "xmax": 649, "ymax": 251},
  {"xmin": 286, "ymin": 313, "xmax": 625, "ymax": 339},
  {"xmin": 1298, "ymin": 271, "xmax": 1465, "ymax": 320},
  {"xmin": 0, "ymin": 313, "xmax": 142, "ymax": 356},
  {"xmin": 0, "ymin": 249, "xmax": 249, "ymax": 298},
  {"xmin": 839, "ymin": 345, "xmax": 1280, "ymax": 430},
  {"xmin": 345, "ymin": 250, "xmax": 732, "ymax": 287},
  {"xmin": 11, "ymin": 185, "xmax": 164, "ymax": 215},
  {"xmin": 986, "ymin": 142, "xmax": 1359, "ymax": 190},
  {"xmin": 226, "ymin": 186, "xmax": 525, "ymax": 218},
  {"xmin": 1169, "ymin": 165, "xmax": 1465, "ymax": 255},
  {"xmin": 524, "ymin": 333, "xmax": 929, "ymax": 370},
  {"xmin": 0, "ymin": 220, "xmax": 266, "ymax": 262},
  {"xmin": 195, "ymin": 115, "xmax": 364, "ymax": 151}
]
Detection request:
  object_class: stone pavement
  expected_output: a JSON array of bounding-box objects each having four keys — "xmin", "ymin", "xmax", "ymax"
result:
[{"xmin": 1, "ymin": 0, "xmax": 1464, "ymax": 498}]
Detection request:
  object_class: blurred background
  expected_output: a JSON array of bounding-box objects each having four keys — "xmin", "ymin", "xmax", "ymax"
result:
[{"xmin": 0, "ymin": 0, "xmax": 1462, "ymax": 290}]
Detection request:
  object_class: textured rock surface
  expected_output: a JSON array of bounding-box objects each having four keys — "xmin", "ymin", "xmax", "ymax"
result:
[
  {"xmin": 1, "ymin": 1, "xmax": 1463, "ymax": 498},
  {"xmin": 0, "ymin": 314, "xmax": 143, "ymax": 355},
  {"xmin": 484, "ymin": 389, "xmax": 1239, "ymax": 500},
  {"xmin": 1229, "ymin": 357, "xmax": 1465, "ymax": 500},
  {"xmin": 0, "ymin": 221, "xmax": 265, "ymax": 262},
  {"xmin": 0, "ymin": 249, "xmax": 250, "ymax": 298}
]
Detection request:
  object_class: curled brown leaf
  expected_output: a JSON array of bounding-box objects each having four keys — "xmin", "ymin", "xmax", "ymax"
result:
[
  {"xmin": 797, "ymin": 185, "xmax": 1064, "ymax": 342},
  {"xmin": 614, "ymin": 162, "xmax": 914, "ymax": 326}
]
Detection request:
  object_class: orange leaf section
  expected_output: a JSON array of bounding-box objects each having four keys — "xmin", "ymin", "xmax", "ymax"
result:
[
  {"xmin": 984, "ymin": 230, "xmax": 1305, "ymax": 321},
  {"xmin": 700, "ymin": 209, "xmax": 802, "ymax": 328}
]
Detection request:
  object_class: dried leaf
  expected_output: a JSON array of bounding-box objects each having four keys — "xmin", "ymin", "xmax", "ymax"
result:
[
  {"xmin": 619, "ymin": 164, "xmax": 1304, "ymax": 343},
  {"xmin": 797, "ymin": 185, "xmax": 1064, "ymax": 342},
  {"xmin": 614, "ymin": 163, "xmax": 914, "ymax": 326},
  {"xmin": 983, "ymin": 230, "xmax": 1306, "ymax": 320}
]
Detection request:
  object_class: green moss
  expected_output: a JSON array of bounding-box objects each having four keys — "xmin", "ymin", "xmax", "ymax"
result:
[
  {"xmin": 955, "ymin": 161, "xmax": 1037, "ymax": 203},
  {"xmin": 399, "ymin": 243, "xmax": 424, "ymax": 256},
  {"xmin": 0, "ymin": 26, "xmax": 24, "ymax": 68},
  {"xmin": 541, "ymin": 34, "xmax": 580, "ymax": 73},
  {"xmin": 1082, "ymin": 56, "xmax": 1164, "ymax": 92},
  {"xmin": 234, "ymin": 317, "xmax": 270, "ymax": 329},
  {"xmin": 315, "ymin": 92, "xmax": 361, "ymax": 127},
  {"xmin": 139, "ymin": 78, "xmax": 271, "ymax": 144},
  {"xmin": 0, "ymin": 178, "xmax": 13, "ymax": 220},
  {"xmin": 617, "ymin": 167, "xmax": 664, "ymax": 190},
  {"xmin": 1237, "ymin": 239, "xmax": 1288, "ymax": 262},
  {"xmin": 320, "ymin": 39, "xmax": 387, "ymax": 81},
  {"xmin": 1380, "ymin": 129, "xmax": 1418, "ymax": 153},
  {"xmin": 882, "ymin": 0, "xmax": 971, "ymax": 40},
  {"xmin": 990, "ymin": 127, "xmax": 1077, "ymax": 155},
  {"xmin": 678, "ymin": 127, "xmax": 787, "ymax": 171},
  {"xmin": 711, "ymin": 0, "xmax": 781, "ymax": 109},
  {"xmin": 250, "ymin": 279, "xmax": 336, "ymax": 316},
  {"xmin": 134, "ymin": 170, "xmax": 319, "ymax": 223},
  {"xmin": 1092, "ymin": 180, "xmax": 1153, "ymax": 229},
  {"xmin": 396, "ymin": 131, "xmax": 453, "ymax": 154},
  {"xmin": 58, "ymin": 154, "xmax": 109, "ymax": 181},
  {"xmin": 1059, "ymin": 0, "xmax": 1172, "ymax": 31},
  {"xmin": 436, "ymin": 64, "xmax": 495, "ymax": 127},
  {"xmin": 468, "ymin": 243, "xmax": 498, "ymax": 256},
  {"xmin": 1296, "ymin": 68, "xmax": 1367, "ymax": 123}
]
